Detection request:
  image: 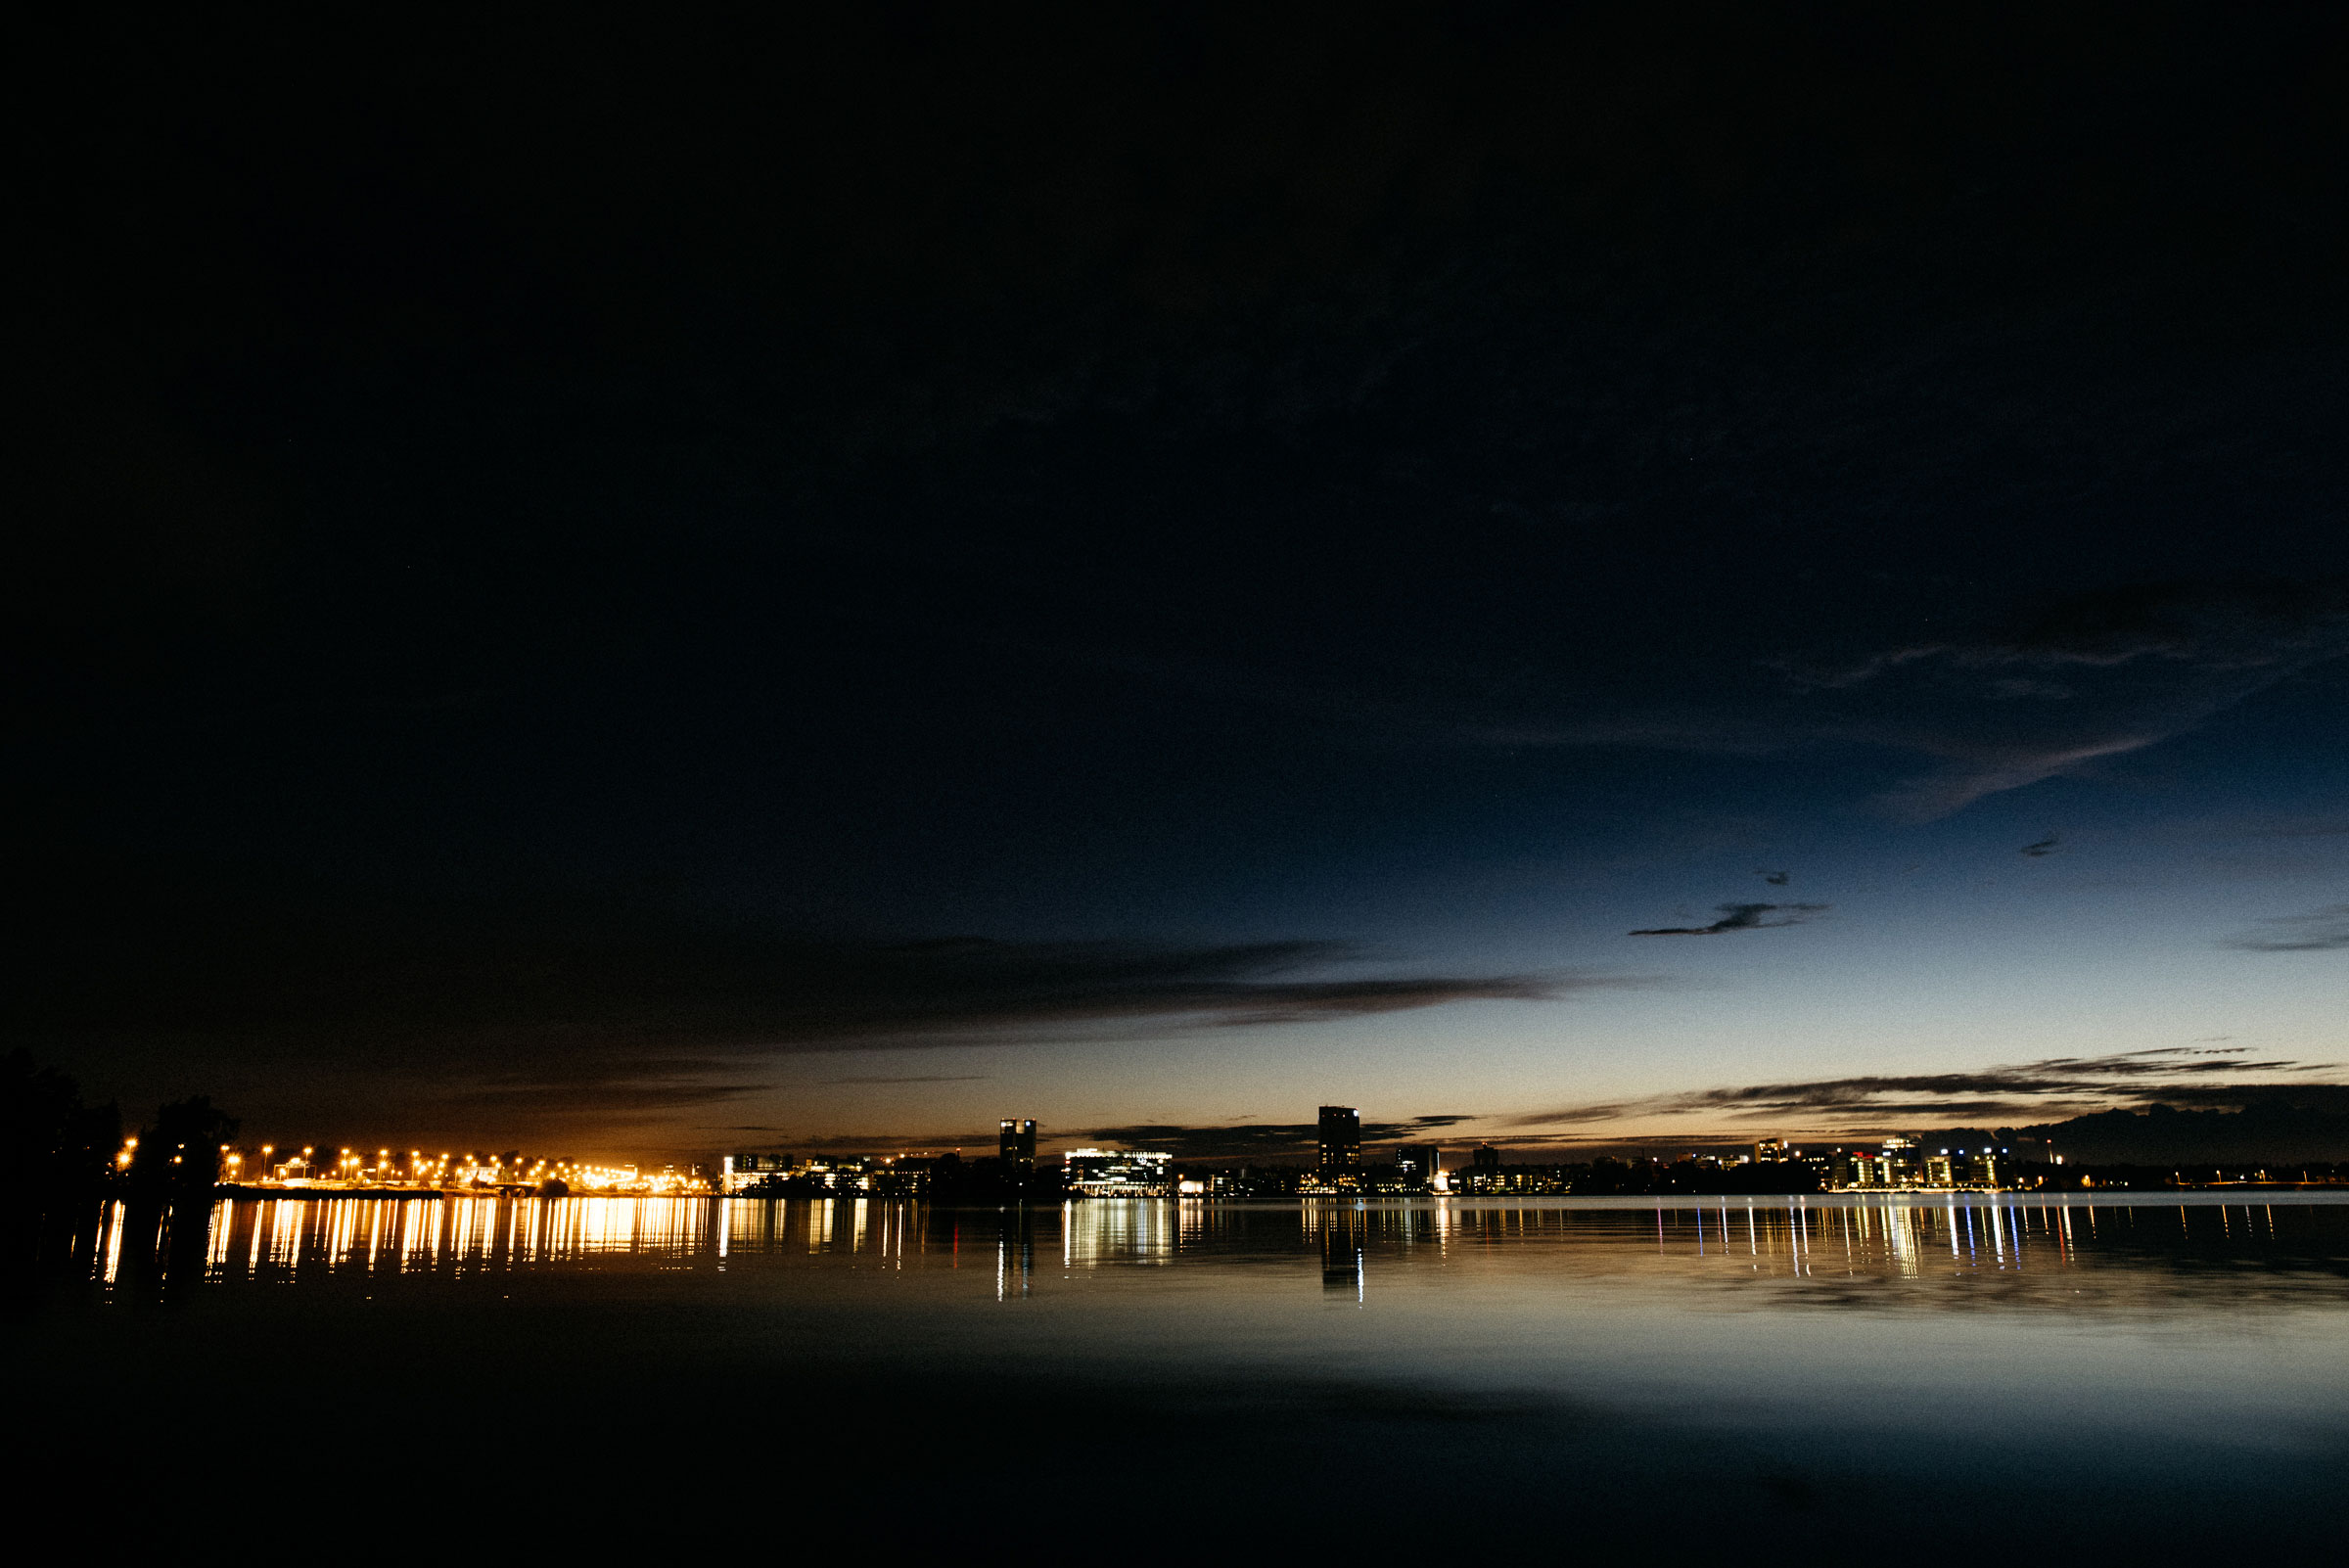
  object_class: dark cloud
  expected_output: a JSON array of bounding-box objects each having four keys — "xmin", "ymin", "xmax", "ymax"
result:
[
  {"xmin": 442, "ymin": 1078, "xmax": 771, "ymax": 1112},
  {"xmin": 1500, "ymin": 1092, "xmax": 2349, "ymax": 1164},
  {"xmin": 1503, "ymin": 1102, "xmax": 1646, "ymax": 1128},
  {"xmin": 1759, "ymin": 870, "xmax": 1790, "ymax": 886},
  {"xmin": 777, "ymin": 1130, "xmax": 1000, "ymax": 1155},
  {"xmin": 1630, "ymin": 902, "xmax": 1828, "ymax": 937},
  {"xmin": 1510, "ymin": 1046, "xmax": 2337, "ymax": 1132},
  {"xmin": 695, "ymin": 1128, "xmax": 1017, "ymax": 1157},
  {"xmin": 2020, "ymin": 834, "xmax": 2060, "ymax": 857},
  {"xmin": 1076, "ymin": 1114, "xmax": 1479, "ymax": 1162},
  {"xmin": 2224, "ymin": 904, "xmax": 2349, "ymax": 952},
  {"xmin": 1078, "ymin": 1123, "xmax": 1321, "ymax": 1160},
  {"xmin": 12, "ymin": 857, "xmax": 1593, "ymax": 1126},
  {"xmin": 822, "ymin": 1075, "xmax": 993, "ymax": 1085},
  {"xmin": 2047, "ymin": 1083, "xmax": 2349, "ymax": 1115}
]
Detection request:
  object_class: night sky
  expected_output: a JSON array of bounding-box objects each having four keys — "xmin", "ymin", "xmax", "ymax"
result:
[{"xmin": 17, "ymin": 6, "xmax": 2349, "ymax": 1161}]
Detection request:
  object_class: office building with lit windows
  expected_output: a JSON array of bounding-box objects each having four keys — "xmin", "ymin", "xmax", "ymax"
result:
[
  {"xmin": 1317, "ymin": 1105, "xmax": 1361, "ymax": 1172},
  {"xmin": 1063, "ymin": 1147, "xmax": 1174, "ymax": 1197},
  {"xmin": 718, "ymin": 1153, "xmax": 944, "ymax": 1194},
  {"xmin": 999, "ymin": 1119, "xmax": 1037, "ymax": 1170},
  {"xmin": 721, "ymin": 1153, "xmax": 794, "ymax": 1193}
]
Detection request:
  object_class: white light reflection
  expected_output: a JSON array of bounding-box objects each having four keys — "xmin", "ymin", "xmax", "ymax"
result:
[
  {"xmin": 207, "ymin": 1202, "xmax": 233, "ymax": 1271},
  {"xmin": 1898, "ymin": 1205, "xmax": 1922, "ymax": 1276},
  {"xmin": 1066, "ymin": 1201, "xmax": 1175, "ymax": 1267}
]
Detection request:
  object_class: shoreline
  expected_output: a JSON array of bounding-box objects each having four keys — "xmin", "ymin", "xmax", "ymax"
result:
[{"xmin": 203, "ymin": 1183, "xmax": 2349, "ymax": 1204}]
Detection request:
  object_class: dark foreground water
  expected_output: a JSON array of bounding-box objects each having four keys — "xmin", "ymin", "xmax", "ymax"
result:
[{"xmin": 14, "ymin": 1194, "xmax": 2349, "ymax": 1559}]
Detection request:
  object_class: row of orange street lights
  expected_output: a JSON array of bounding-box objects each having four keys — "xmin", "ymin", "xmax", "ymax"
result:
[
  {"xmin": 109, "ymin": 1135, "xmax": 708, "ymax": 1194},
  {"xmin": 202, "ymin": 1144, "xmax": 706, "ymax": 1194}
]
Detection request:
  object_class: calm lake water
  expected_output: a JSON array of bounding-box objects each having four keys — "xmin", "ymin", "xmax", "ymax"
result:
[{"xmin": 19, "ymin": 1193, "xmax": 2349, "ymax": 1557}]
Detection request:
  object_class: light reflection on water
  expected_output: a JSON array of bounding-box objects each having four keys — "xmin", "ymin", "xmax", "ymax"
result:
[
  {"xmin": 31, "ymin": 1193, "xmax": 2349, "ymax": 1550},
  {"xmin": 83, "ymin": 1191, "xmax": 2349, "ymax": 1313}
]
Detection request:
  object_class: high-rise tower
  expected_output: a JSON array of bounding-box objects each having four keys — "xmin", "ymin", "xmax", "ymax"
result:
[
  {"xmin": 1316, "ymin": 1105, "xmax": 1361, "ymax": 1172},
  {"xmin": 999, "ymin": 1118, "xmax": 1037, "ymax": 1170}
]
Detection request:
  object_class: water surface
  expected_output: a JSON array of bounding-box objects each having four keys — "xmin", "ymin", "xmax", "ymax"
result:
[{"xmin": 21, "ymin": 1193, "xmax": 2348, "ymax": 1557}]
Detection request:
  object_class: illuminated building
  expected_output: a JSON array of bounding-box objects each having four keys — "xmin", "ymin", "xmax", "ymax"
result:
[
  {"xmin": 784, "ymin": 1156, "xmax": 869, "ymax": 1191},
  {"xmin": 1812, "ymin": 1139, "xmax": 2009, "ymax": 1191},
  {"xmin": 1208, "ymin": 1168, "xmax": 1297, "ymax": 1198},
  {"xmin": 1878, "ymin": 1135, "xmax": 1922, "ymax": 1185},
  {"xmin": 720, "ymin": 1153, "xmax": 874, "ymax": 1191},
  {"xmin": 722, "ymin": 1153, "xmax": 793, "ymax": 1193},
  {"xmin": 1816, "ymin": 1148, "xmax": 1865, "ymax": 1187},
  {"xmin": 1755, "ymin": 1137, "xmax": 1787, "ymax": 1163},
  {"xmin": 1063, "ymin": 1147, "xmax": 1174, "ymax": 1197},
  {"xmin": 1456, "ymin": 1163, "xmax": 1570, "ymax": 1196},
  {"xmin": 720, "ymin": 1152, "xmax": 956, "ymax": 1194},
  {"xmin": 999, "ymin": 1118, "xmax": 1037, "ymax": 1171},
  {"xmin": 1843, "ymin": 1136, "xmax": 1925, "ymax": 1188},
  {"xmin": 1948, "ymin": 1147, "xmax": 2006, "ymax": 1188},
  {"xmin": 1393, "ymin": 1144, "xmax": 1440, "ymax": 1188},
  {"xmin": 1317, "ymin": 1105, "xmax": 1361, "ymax": 1172},
  {"xmin": 860, "ymin": 1155, "xmax": 938, "ymax": 1195}
]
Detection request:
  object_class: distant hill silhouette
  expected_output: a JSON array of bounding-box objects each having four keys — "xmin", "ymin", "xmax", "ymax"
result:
[{"xmin": 1942, "ymin": 1098, "xmax": 2349, "ymax": 1165}]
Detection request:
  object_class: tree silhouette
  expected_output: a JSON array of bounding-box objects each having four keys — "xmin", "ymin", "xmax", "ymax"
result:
[{"xmin": 129, "ymin": 1096, "xmax": 239, "ymax": 1202}]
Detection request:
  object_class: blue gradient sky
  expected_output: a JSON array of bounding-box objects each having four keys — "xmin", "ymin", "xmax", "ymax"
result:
[{"xmin": 17, "ymin": 9, "xmax": 2348, "ymax": 1158}]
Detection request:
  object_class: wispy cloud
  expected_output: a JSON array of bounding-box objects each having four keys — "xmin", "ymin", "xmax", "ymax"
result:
[
  {"xmin": 2225, "ymin": 904, "xmax": 2349, "ymax": 952},
  {"xmin": 1508, "ymin": 1045, "xmax": 2337, "ymax": 1134},
  {"xmin": 2240, "ymin": 820, "xmax": 2349, "ymax": 839},
  {"xmin": 1791, "ymin": 579, "xmax": 2349, "ymax": 820},
  {"xmin": 1074, "ymin": 1113, "xmax": 1477, "ymax": 1161},
  {"xmin": 1630, "ymin": 902, "xmax": 1828, "ymax": 937},
  {"xmin": 1106, "ymin": 578, "xmax": 2349, "ymax": 822}
]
